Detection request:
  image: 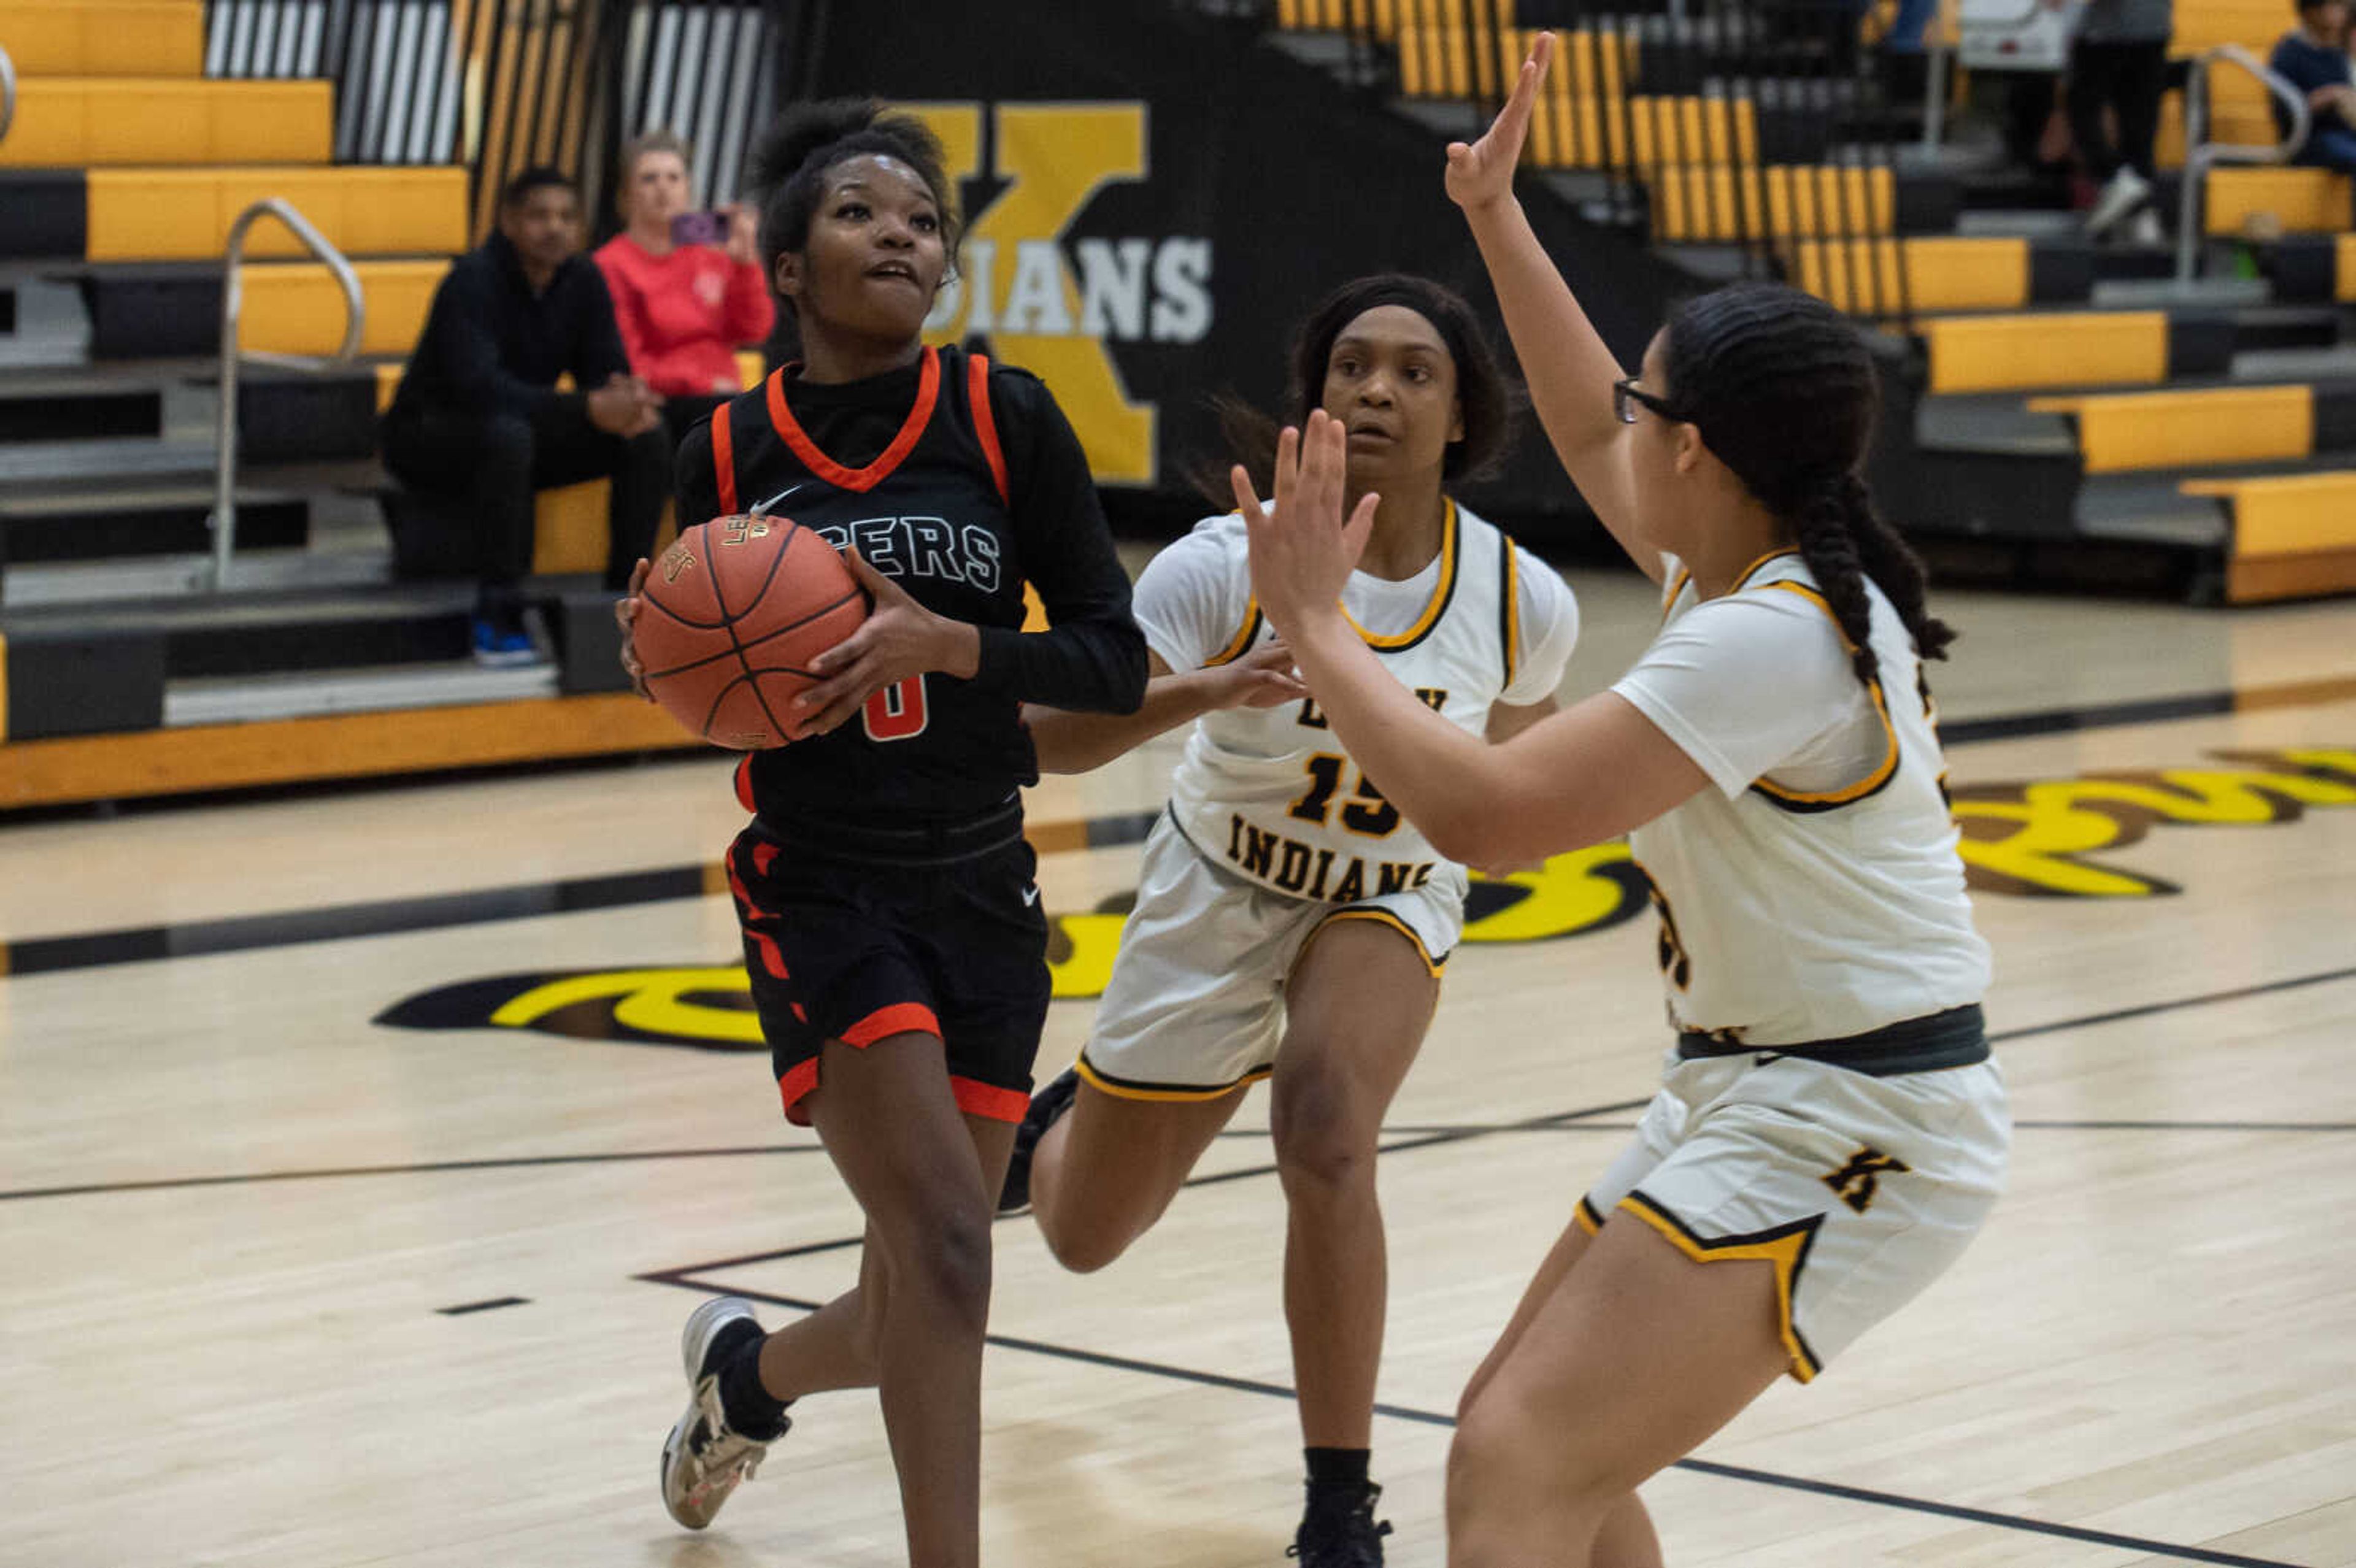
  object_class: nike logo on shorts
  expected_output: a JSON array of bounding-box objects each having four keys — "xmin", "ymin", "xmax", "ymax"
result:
[{"xmin": 1021, "ymin": 885, "xmax": 1041, "ymax": 907}]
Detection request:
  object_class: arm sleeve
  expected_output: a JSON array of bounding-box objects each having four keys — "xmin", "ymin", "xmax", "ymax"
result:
[
  {"xmin": 572, "ymin": 263, "xmax": 633, "ymax": 391},
  {"xmin": 674, "ymin": 417, "xmax": 721, "ymax": 528},
  {"xmin": 1130, "ymin": 523, "xmax": 1251, "ymax": 673},
  {"xmin": 1499, "ymin": 548, "xmax": 1581, "ymax": 705},
  {"xmin": 1609, "ymin": 593, "xmax": 1862, "ymax": 797},
  {"xmin": 722, "ymin": 257, "xmax": 777, "ymax": 348},
  {"xmin": 426, "ymin": 266, "xmax": 564, "ymax": 419},
  {"xmin": 969, "ymin": 369, "xmax": 1149, "ymax": 713},
  {"xmin": 595, "ymin": 245, "xmax": 655, "ymax": 379}
]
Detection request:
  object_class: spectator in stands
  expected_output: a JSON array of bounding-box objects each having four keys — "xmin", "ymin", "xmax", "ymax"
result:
[
  {"xmin": 382, "ymin": 167, "xmax": 668, "ymax": 666},
  {"xmin": 2069, "ymin": 0, "xmax": 2175, "ymax": 243},
  {"xmin": 2270, "ymin": 0, "xmax": 2356, "ymax": 173},
  {"xmin": 596, "ymin": 131, "xmax": 776, "ymax": 445}
]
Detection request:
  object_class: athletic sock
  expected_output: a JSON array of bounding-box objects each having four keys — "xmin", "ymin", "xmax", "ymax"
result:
[
  {"xmin": 713, "ymin": 1324, "xmax": 791, "ymax": 1440},
  {"xmin": 1304, "ymin": 1446, "xmax": 1372, "ymax": 1495}
]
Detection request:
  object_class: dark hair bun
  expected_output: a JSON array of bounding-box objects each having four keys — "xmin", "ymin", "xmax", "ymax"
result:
[{"xmin": 747, "ymin": 98, "xmax": 949, "ymax": 201}]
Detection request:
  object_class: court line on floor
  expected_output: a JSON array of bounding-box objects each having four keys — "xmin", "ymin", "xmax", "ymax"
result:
[
  {"xmin": 0, "ymin": 1096, "xmax": 1658, "ymax": 1207},
  {"xmin": 10, "ymin": 674, "xmax": 2354, "ymax": 978},
  {"xmin": 0, "ymin": 1143, "xmax": 836, "ymax": 1203},
  {"xmin": 639, "ymin": 1273, "xmax": 2299, "ymax": 1568},
  {"xmin": 17, "ymin": 959, "xmax": 2356, "ymax": 1207}
]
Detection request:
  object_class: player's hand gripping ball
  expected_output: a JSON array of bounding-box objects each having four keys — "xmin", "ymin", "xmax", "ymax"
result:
[{"xmin": 632, "ymin": 515, "xmax": 868, "ymax": 750}]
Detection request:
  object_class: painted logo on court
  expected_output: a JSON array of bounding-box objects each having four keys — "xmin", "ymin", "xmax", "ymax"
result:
[{"xmin": 374, "ymin": 746, "xmax": 2354, "ymax": 1049}]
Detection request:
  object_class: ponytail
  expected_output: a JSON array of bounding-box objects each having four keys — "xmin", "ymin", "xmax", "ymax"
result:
[{"xmin": 1792, "ymin": 469, "xmax": 1958, "ymax": 690}]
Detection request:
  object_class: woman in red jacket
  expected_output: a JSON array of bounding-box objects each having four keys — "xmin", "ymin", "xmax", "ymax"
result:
[{"xmin": 595, "ymin": 129, "xmax": 777, "ymax": 442}]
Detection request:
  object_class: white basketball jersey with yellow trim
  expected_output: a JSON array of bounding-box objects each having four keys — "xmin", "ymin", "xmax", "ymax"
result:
[
  {"xmin": 1168, "ymin": 501, "xmax": 1521, "ymax": 905},
  {"xmin": 1620, "ymin": 553, "xmax": 1990, "ymax": 1045}
]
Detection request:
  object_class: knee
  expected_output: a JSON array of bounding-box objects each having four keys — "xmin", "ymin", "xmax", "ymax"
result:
[
  {"xmin": 1270, "ymin": 1064, "xmax": 1376, "ymax": 1196},
  {"xmin": 480, "ymin": 415, "xmax": 533, "ymax": 471},
  {"xmin": 1033, "ymin": 1205, "xmax": 1131, "ymax": 1275},
  {"xmin": 1448, "ymin": 1385, "xmax": 1617, "ymax": 1527},
  {"xmin": 885, "ymin": 1197, "xmax": 995, "ymax": 1335}
]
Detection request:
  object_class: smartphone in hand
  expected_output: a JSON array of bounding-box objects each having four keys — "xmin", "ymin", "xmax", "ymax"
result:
[{"xmin": 670, "ymin": 210, "xmax": 728, "ymax": 248}]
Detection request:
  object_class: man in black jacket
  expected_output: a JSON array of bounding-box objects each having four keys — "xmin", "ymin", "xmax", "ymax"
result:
[{"xmin": 383, "ymin": 167, "xmax": 669, "ymax": 664}]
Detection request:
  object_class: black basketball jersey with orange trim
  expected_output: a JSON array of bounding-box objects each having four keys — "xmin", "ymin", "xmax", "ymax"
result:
[{"xmin": 674, "ymin": 344, "xmax": 1145, "ymax": 828}]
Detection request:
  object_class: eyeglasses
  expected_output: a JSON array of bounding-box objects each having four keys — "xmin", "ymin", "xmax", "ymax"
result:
[{"xmin": 1613, "ymin": 378, "xmax": 1681, "ymax": 425}]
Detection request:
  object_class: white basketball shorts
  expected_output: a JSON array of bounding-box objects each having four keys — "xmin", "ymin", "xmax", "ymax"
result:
[
  {"xmin": 1579, "ymin": 1048, "xmax": 2009, "ymax": 1380},
  {"xmin": 1076, "ymin": 811, "xmax": 1465, "ymax": 1100}
]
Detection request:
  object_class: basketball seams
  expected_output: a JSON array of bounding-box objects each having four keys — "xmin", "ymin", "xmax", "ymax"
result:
[
  {"xmin": 727, "ymin": 586, "xmax": 866, "ymax": 656},
  {"xmin": 642, "ymin": 515, "xmax": 865, "ymax": 750},
  {"xmin": 719, "ymin": 519, "xmax": 807, "ymax": 746}
]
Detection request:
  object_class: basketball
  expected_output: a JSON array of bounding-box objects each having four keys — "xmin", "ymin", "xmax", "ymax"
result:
[{"xmin": 634, "ymin": 515, "xmax": 867, "ymax": 750}]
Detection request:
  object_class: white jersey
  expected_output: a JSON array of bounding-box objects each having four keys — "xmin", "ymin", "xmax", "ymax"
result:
[
  {"xmin": 1139, "ymin": 500, "xmax": 1579, "ymax": 907},
  {"xmin": 1612, "ymin": 550, "xmax": 1990, "ymax": 1046}
]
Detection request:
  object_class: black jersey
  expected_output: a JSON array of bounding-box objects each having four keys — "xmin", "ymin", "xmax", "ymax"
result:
[{"xmin": 675, "ymin": 344, "xmax": 1145, "ymax": 828}]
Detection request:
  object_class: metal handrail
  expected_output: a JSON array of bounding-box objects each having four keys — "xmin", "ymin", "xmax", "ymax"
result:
[
  {"xmin": 1, "ymin": 44, "xmax": 18, "ymax": 149},
  {"xmin": 2174, "ymin": 44, "xmax": 2312, "ymax": 286},
  {"xmin": 210, "ymin": 198, "xmax": 365, "ymax": 591}
]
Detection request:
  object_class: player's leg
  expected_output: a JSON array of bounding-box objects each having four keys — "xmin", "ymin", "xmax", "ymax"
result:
[
  {"xmin": 1016, "ymin": 818, "xmax": 1284, "ymax": 1268},
  {"xmin": 1026, "ymin": 1078, "xmax": 1245, "ymax": 1270},
  {"xmin": 1266, "ymin": 913, "xmax": 1439, "ymax": 1560},
  {"xmin": 755, "ymin": 1092, "xmax": 1017, "ymax": 1399},
  {"xmin": 799, "ymin": 1031, "xmax": 1005, "ymax": 1568},
  {"xmin": 1445, "ymin": 1217, "xmax": 1787, "ymax": 1567},
  {"xmin": 1453, "ymin": 1212, "xmax": 1661, "ymax": 1566}
]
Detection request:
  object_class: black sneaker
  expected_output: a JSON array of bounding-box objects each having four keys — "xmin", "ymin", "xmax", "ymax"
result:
[
  {"xmin": 1288, "ymin": 1482, "xmax": 1392, "ymax": 1567},
  {"xmin": 997, "ymin": 1066, "xmax": 1082, "ymax": 1216}
]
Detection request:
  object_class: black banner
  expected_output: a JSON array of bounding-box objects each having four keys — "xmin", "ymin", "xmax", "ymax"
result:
[{"xmin": 812, "ymin": 2, "xmax": 1687, "ymax": 545}]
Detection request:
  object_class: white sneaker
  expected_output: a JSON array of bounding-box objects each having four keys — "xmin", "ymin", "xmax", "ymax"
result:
[
  {"xmin": 2085, "ymin": 167, "xmax": 2152, "ymax": 238},
  {"xmin": 2124, "ymin": 207, "xmax": 2166, "ymax": 246},
  {"xmin": 660, "ymin": 1296, "xmax": 785, "ymax": 1530}
]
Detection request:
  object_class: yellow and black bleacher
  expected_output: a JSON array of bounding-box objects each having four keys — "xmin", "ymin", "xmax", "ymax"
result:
[
  {"xmin": 1271, "ymin": 0, "xmax": 2356, "ymax": 602},
  {"xmin": 0, "ymin": 0, "xmax": 706, "ymax": 808}
]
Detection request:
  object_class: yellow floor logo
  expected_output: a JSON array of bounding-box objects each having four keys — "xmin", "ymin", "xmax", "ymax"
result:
[{"xmin": 375, "ymin": 746, "xmax": 2352, "ymax": 1048}]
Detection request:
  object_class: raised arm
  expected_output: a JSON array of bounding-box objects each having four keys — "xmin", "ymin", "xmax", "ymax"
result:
[
  {"xmin": 1446, "ymin": 34, "xmax": 1661, "ymax": 582},
  {"xmin": 1024, "ymin": 643, "xmax": 1304, "ymax": 774}
]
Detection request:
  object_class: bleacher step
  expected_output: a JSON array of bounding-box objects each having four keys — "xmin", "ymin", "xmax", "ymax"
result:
[
  {"xmin": 1, "ymin": 544, "xmax": 387, "ymax": 609},
  {"xmin": 2231, "ymin": 344, "xmax": 2356, "ymax": 381},
  {"xmin": 0, "ymin": 437, "xmax": 383, "ymax": 493},
  {"xmin": 0, "ymin": 485, "xmax": 309, "ymax": 566},
  {"xmin": 163, "ymin": 658, "xmax": 558, "ymax": 728}
]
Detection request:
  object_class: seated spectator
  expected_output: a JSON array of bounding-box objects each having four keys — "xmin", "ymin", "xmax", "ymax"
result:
[
  {"xmin": 382, "ymin": 167, "xmax": 668, "ymax": 666},
  {"xmin": 595, "ymin": 131, "xmax": 776, "ymax": 445},
  {"xmin": 2270, "ymin": 0, "xmax": 2356, "ymax": 174}
]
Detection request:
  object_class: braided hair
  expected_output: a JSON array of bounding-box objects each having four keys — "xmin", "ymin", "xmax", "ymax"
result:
[
  {"xmin": 1659, "ymin": 282, "xmax": 1954, "ymax": 686},
  {"xmin": 745, "ymin": 99, "xmax": 961, "ymax": 320}
]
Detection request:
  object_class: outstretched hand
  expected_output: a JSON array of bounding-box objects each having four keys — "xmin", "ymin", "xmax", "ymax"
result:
[
  {"xmin": 1233, "ymin": 409, "xmax": 1377, "ymax": 640},
  {"xmin": 1444, "ymin": 30, "xmax": 1552, "ymax": 213}
]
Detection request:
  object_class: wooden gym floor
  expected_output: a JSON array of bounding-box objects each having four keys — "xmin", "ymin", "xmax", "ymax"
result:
[{"xmin": 2, "ymin": 570, "xmax": 2353, "ymax": 1567}]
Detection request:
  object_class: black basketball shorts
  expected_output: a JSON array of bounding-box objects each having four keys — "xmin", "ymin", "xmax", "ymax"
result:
[{"xmin": 723, "ymin": 807, "xmax": 1051, "ymax": 1126}]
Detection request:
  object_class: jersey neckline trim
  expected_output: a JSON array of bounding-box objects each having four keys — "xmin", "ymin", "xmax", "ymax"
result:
[
  {"xmin": 763, "ymin": 345, "xmax": 941, "ymax": 494},
  {"xmin": 1342, "ymin": 497, "xmax": 1460, "ymax": 651},
  {"xmin": 1209, "ymin": 498, "xmax": 1467, "ymax": 665},
  {"xmin": 1661, "ymin": 547, "xmax": 1802, "ymax": 620}
]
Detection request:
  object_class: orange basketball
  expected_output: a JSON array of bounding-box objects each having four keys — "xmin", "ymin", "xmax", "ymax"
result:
[{"xmin": 634, "ymin": 515, "xmax": 867, "ymax": 750}]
